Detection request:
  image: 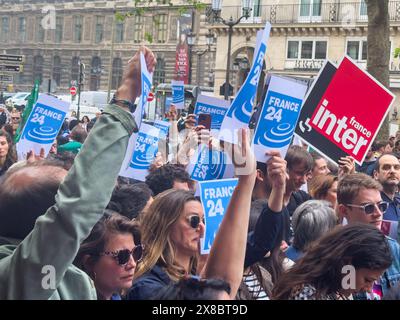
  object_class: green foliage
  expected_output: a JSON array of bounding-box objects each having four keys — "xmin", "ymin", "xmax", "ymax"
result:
[
  {"xmin": 395, "ymin": 48, "xmax": 400, "ymax": 59},
  {"xmin": 145, "ymin": 32, "xmax": 154, "ymax": 43}
]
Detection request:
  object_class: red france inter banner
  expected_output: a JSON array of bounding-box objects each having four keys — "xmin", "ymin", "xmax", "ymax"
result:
[{"xmin": 308, "ymin": 57, "xmax": 395, "ymax": 165}]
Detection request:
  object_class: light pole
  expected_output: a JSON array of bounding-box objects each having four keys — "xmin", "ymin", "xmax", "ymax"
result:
[
  {"xmin": 187, "ymin": 31, "xmax": 195, "ymax": 85},
  {"xmin": 77, "ymin": 61, "xmax": 85, "ymax": 121},
  {"xmin": 209, "ymin": 0, "xmax": 252, "ymax": 100},
  {"xmin": 195, "ymin": 30, "xmax": 216, "ymax": 86}
]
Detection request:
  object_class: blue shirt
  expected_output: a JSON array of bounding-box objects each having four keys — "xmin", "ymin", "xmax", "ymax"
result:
[
  {"xmin": 285, "ymin": 246, "xmax": 304, "ymax": 262},
  {"xmin": 381, "ymin": 192, "xmax": 400, "ymax": 222}
]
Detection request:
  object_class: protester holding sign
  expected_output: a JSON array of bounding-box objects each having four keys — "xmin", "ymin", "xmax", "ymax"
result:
[
  {"xmin": 128, "ymin": 129, "xmax": 256, "ymax": 300},
  {"xmin": 0, "ymin": 46, "xmax": 156, "ymax": 299},
  {"xmin": 0, "ymin": 130, "xmax": 16, "ymax": 176}
]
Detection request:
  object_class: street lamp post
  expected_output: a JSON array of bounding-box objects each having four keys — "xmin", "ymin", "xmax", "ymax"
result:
[
  {"xmin": 77, "ymin": 60, "xmax": 85, "ymax": 121},
  {"xmin": 210, "ymin": 0, "xmax": 252, "ymax": 100},
  {"xmin": 187, "ymin": 31, "xmax": 195, "ymax": 85},
  {"xmin": 196, "ymin": 31, "xmax": 216, "ymax": 86}
]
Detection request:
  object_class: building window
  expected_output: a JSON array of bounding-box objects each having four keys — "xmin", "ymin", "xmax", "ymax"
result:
[
  {"xmin": 153, "ymin": 58, "xmax": 165, "ymax": 86},
  {"xmin": 287, "ymin": 40, "xmax": 327, "ymax": 60},
  {"xmin": 360, "ymin": 0, "xmax": 367, "ymax": 17},
  {"xmin": 36, "ymin": 17, "xmax": 45, "ymax": 42},
  {"xmin": 1, "ymin": 17, "xmax": 9, "ymax": 43},
  {"xmin": 19, "ymin": 17, "xmax": 26, "ymax": 42},
  {"xmin": 95, "ymin": 16, "xmax": 104, "ymax": 43},
  {"xmin": 115, "ymin": 22, "xmax": 124, "ymax": 43},
  {"xmin": 156, "ymin": 14, "xmax": 167, "ymax": 43},
  {"xmin": 299, "ymin": 0, "xmax": 321, "ymax": 21},
  {"xmin": 53, "ymin": 56, "xmax": 62, "ymax": 87},
  {"xmin": 90, "ymin": 56, "xmax": 102, "ymax": 91},
  {"xmin": 33, "ymin": 55, "xmax": 44, "ymax": 84},
  {"xmin": 133, "ymin": 15, "xmax": 143, "ymax": 43},
  {"xmin": 55, "ymin": 17, "xmax": 63, "ymax": 43},
  {"xmin": 111, "ymin": 58, "xmax": 123, "ymax": 90},
  {"xmin": 346, "ymin": 40, "xmax": 368, "ymax": 61},
  {"xmin": 71, "ymin": 57, "xmax": 80, "ymax": 82},
  {"xmin": 74, "ymin": 16, "xmax": 83, "ymax": 43}
]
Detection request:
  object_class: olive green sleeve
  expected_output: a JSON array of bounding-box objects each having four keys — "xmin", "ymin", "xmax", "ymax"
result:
[{"xmin": 1, "ymin": 104, "xmax": 135, "ymax": 299}]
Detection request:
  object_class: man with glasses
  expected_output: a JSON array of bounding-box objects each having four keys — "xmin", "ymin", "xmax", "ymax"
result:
[
  {"xmin": 337, "ymin": 173, "xmax": 400, "ymax": 298},
  {"xmin": 373, "ymin": 154, "xmax": 400, "ymax": 222}
]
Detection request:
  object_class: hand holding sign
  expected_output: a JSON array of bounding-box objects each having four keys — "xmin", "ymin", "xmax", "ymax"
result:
[
  {"xmin": 118, "ymin": 46, "xmax": 156, "ymax": 104},
  {"xmin": 266, "ymin": 151, "xmax": 288, "ymax": 190},
  {"xmin": 338, "ymin": 156, "xmax": 355, "ymax": 180},
  {"xmin": 225, "ymin": 128, "xmax": 256, "ymax": 177}
]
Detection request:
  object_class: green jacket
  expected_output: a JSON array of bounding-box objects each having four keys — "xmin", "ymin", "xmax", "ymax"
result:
[{"xmin": 0, "ymin": 104, "xmax": 136, "ymax": 299}]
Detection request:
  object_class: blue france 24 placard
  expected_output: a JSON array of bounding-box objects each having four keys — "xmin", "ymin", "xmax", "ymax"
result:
[
  {"xmin": 172, "ymin": 84, "xmax": 184, "ymax": 105},
  {"xmin": 23, "ymin": 103, "xmax": 66, "ymax": 144},
  {"xmin": 130, "ymin": 131, "xmax": 159, "ymax": 170},
  {"xmin": 195, "ymin": 102, "xmax": 227, "ymax": 130},
  {"xmin": 201, "ymin": 179, "xmax": 238, "ymax": 252},
  {"xmin": 191, "ymin": 145, "xmax": 227, "ymax": 181},
  {"xmin": 254, "ymin": 90, "xmax": 303, "ymax": 148},
  {"xmin": 226, "ymin": 41, "xmax": 267, "ymax": 124}
]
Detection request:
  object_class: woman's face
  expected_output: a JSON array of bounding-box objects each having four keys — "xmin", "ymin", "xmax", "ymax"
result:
[
  {"xmin": 354, "ymin": 268, "xmax": 385, "ymax": 293},
  {"xmin": 324, "ymin": 180, "xmax": 338, "ymax": 209},
  {"xmin": 91, "ymin": 233, "xmax": 137, "ymax": 298},
  {"xmin": 0, "ymin": 136, "xmax": 9, "ymax": 158},
  {"xmin": 170, "ymin": 200, "xmax": 205, "ymax": 257}
]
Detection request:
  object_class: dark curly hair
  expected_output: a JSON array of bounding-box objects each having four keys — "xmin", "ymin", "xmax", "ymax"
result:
[{"xmin": 145, "ymin": 163, "xmax": 191, "ymax": 196}]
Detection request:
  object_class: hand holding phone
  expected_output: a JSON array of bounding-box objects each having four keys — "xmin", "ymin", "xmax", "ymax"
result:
[{"xmin": 197, "ymin": 113, "xmax": 212, "ymax": 130}]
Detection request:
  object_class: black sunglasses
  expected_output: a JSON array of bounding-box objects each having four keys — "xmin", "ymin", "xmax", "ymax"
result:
[
  {"xmin": 187, "ymin": 215, "xmax": 205, "ymax": 229},
  {"xmin": 346, "ymin": 201, "xmax": 389, "ymax": 215},
  {"xmin": 99, "ymin": 245, "xmax": 144, "ymax": 266}
]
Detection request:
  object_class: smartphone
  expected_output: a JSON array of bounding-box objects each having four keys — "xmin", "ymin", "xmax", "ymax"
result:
[{"xmin": 197, "ymin": 113, "xmax": 212, "ymax": 130}]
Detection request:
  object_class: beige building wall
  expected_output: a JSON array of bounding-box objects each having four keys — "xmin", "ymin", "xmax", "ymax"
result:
[{"xmin": 211, "ymin": 0, "xmax": 400, "ymax": 122}]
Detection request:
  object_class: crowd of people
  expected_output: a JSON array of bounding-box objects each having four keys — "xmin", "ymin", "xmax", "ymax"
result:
[{"xmin": 0, "ymin": 47, "xmax": 400, "ymax": 300}]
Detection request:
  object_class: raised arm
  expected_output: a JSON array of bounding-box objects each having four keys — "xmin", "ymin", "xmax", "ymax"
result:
[
  {"xmin": 244, "ymin": 151, "xmax": 287, "ymax": 268},
  {"xmin": 1, "ymin": 47, "xmax": 156, "ymax": 299},
  {"xmin": 201, "ymin": 129, "xmax": 256, "ymax": 299}
]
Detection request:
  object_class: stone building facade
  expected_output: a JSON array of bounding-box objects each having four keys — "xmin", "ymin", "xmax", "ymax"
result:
[
  {"xmin": 211, "ymin": 0, "xmax": 400, "ymax": 119},
  {"xmin": 0, "ymin": 0, "xmax": 215, "ymax": 94}
]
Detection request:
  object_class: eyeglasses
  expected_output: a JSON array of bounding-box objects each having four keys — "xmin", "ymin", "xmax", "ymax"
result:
[
  {"xmin": 187, "ymin": 215, "xmax": 205, "ymax": 229},
  {"xmin": 345, "ymin": 201, "xmax": 389, "ymax": 215},
  {"xmin": 99, "ymin": 245, "xmax": 144, "ymax": 266},
  {"xmin": 12, "ymin": 117, "xmax": 20, "ymax": 121}
]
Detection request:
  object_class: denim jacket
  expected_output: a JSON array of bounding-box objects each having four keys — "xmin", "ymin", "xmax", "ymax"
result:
[{"xmin": 381, "ymin": 236, "xmax": 400, "ymax": 295}]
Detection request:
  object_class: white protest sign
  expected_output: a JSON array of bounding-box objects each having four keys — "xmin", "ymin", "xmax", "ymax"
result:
[
  {"xmin": 133, "ymin": 52, "xmax": 153, "ymax": 129},
  {"xmin": 252, "ymin": 75, "xmax": 308, "ymax": 162},
  {"xmin": 194, "ymin": 94, "xmax": 230, "ymax": 138},
  {"xmin": 119, "ymin": 123, "xmax": 160, "ymax": 181},
  {"xmin": 171, "ymin": 80, "xmax": 185, "ymax": 109},
  {"xmin": 199, "ymin": 178, "xmax": 239, "ymax": 254},
  {"xmin": 186, "ymin": 143, "xmax": 234, "ymax": 182},
  {"xmin": 17, "ymin": 94, "xmax": 69, "ymax": 160},
  {"xmin": 219, "ymin": 22, "xmax": 271, "ymax": 144},
  {"xmin": 153, "ymin": 119, "xmax": 171, "ymax": 139}
]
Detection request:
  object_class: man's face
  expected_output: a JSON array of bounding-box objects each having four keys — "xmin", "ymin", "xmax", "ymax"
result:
[
  {"xmin": 312, "ymin": 158, "xmax": 330, "ymax": 177},
  {"xmin": 287, "ymin": 163, "xmax": 311, "ymax": 192},
  {"xmin": 374, "ymin": 154, "xmax": 400, "ymax": 189},
  {"xmin": 339, "ymin": 188, "xmax": 383, "ymax": 229}
]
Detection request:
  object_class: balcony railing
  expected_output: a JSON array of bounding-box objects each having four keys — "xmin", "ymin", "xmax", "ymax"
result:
[{"xmin": 210, "ymin": 1, "xmax": 400, "ymax": 25}]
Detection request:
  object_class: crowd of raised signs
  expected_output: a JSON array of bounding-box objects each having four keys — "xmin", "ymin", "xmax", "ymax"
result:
[{"xmin": 0, "ymin": 47, "xmax": 400, "ymax": 301}]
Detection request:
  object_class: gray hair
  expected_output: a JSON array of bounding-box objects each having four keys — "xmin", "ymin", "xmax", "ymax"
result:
[{"xmin": 292, "ymin": 200, "xmax": 337, "ymax": 252}]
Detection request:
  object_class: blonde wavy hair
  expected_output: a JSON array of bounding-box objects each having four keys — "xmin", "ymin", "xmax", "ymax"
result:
[{"xmin": 134, "ymin": 189, "xmax": 200, "ymax": 282}]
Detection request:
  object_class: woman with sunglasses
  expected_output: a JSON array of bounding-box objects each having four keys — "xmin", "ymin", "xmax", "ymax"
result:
[
  {"xmin": 272, "ymin": 223, "xmax": 392, "ymax": 300},
  {"xmin": 0, "ymin": 130, "xmax": 16, "ymax": 176},
  {"xmin": 74, "ymin": 211, "xmax": 143, "ymax": 300},
  {"xmin": 128, "ymin": 129, "xmax": 257, "ymax": 300}
]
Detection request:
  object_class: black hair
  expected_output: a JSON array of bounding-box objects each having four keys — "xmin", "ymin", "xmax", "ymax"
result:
[
  {"xmin": 145, "ymin": 164, "xmax": 191, "ymax": 196},
  {"xmin": 152, "ymin": 277, "xmax": 231, "ymax": 300},
  {"xmin": 107, "ymin": 183, "xmax": 153, "ymax": 220}
]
